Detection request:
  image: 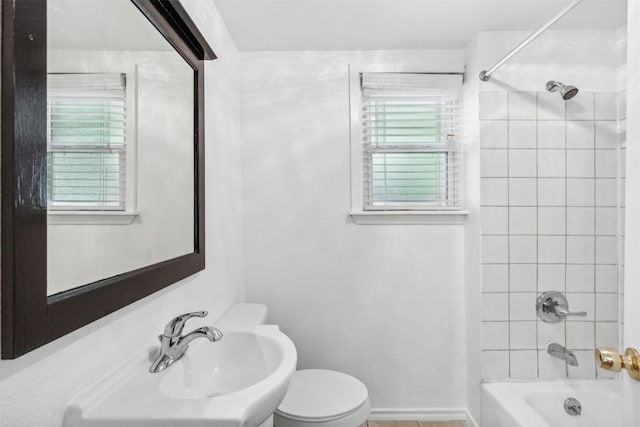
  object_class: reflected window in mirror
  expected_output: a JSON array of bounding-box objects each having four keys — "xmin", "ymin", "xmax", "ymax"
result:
[{"xmin": 47, "ymin": 73, "xmax": 128, "ymax": 211}]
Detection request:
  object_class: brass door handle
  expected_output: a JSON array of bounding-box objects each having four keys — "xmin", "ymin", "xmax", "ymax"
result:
[{"xmin": 595, "ymin": 347, "xmax": 640, "ymax": 381}]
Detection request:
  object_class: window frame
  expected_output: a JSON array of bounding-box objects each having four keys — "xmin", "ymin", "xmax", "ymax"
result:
[{"xmin": 348, "ymin": 65, "xmax": 468, "ymax": 225}]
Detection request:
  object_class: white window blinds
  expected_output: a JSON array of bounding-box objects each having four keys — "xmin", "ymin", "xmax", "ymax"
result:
[
  {"xmin": 361, "ymin": 72, "xmax": 462, "ymax": 210},
  {"xmin": 47, "ymin": 73, "xmax": 127, "ymax": 210}
]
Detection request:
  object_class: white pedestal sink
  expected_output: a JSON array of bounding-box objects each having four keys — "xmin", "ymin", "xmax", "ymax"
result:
[{"xmin": 64, "ymin": 324, "xmax": 297, "ymax": 427}]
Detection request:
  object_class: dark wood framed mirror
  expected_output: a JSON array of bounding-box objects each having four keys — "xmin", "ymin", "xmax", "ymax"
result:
[{"xmin": 1, "ymin": 0, "xmax": 215, "ymax": 359}]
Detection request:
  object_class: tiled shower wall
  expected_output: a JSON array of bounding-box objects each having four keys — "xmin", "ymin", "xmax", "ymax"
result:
[{"xmin": 479, "ymin": 91, "xmax": 623, "ymax": 380}]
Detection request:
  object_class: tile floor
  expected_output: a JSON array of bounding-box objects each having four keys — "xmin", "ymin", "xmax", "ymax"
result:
[{"xmin": 360, "ymin": 421, "xmax": 468, "ymax": 427}]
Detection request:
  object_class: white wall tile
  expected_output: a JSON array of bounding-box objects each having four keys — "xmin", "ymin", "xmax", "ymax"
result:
[
  {"xmin": 595, "ymin": 293, "xmax": 618, "ymax": 321},
  {"xmin": 538, "ymin": 207, "xmax": 565, "ymax": 235},
  {"xmin": 538, "ymin": 236, "xmax": 565, "ymax": 263},
  {"xmin": 568, "ymin": 350, "xmax": 596, "ymax": 379},
  {"xmin": 566, "ymin": 207, "xmax": 595, "ymax": 235},
  {"xmin": 594, "ymin": 93, "xmax": 618, "ymax": 120},
  {"xmin": 538, "ymin": 349, "xmax": 567, "ymax": 379},
  {"xmin": 480, "ymin": 92, "xmax": 508, "ymax": 120},
  {"xmin": 481, "ymin": 178, "xmax": 509, "ymax": 206},
  {"xmin": 480, "ymin": 85, "xmax": 622, "ymax": 383},
  {"xmin": 595, "ymin": 179, "xmax": 617, "ymax": 206},
  {"xmin": 482, "ymin": 235, "xmax": 509, "ymax": 263},
  {"xmin": 566, "ymin": 321, "xmax": 595, "ymax": 350},
  {"xmin": 566, "ymin": 265, "xmax": 595, "ymax": 293},
  {"xmin": 619, "ymin": 121, "xmax": 627, "ymax": 152},
  {"xmin": 566, "ymin": 93, "xmax": 595, "ymax": 120},
  {"xmin": 595, "ymin": 207, "xmax": 617, "ymax": 235},
  {"xmin": 510, "ymin": 235, "xmax": 537, "ymax": 263},
  {"xmin": 538, "ymin": 178, "xmax": 565, "ymax": 206},
  {"xmin": 565, "ymin": 293, "xmax": 595, "ymax": 321},
  {"xmin": 566, "ymin": 121, "xmax": 594, "ymax": 149},
  {"xmin": 481, "ymin": 149, "xmax": 508, "ymax": 177},
  {"xmin": 538, "ymin": 150, "xmax": 565, "ymax": 177},
  {"xmin": 510, "ymin": 293, "xmax": 537, "ymax": 321},
  {"xmin": 538, "ymin": 321, "xmax": 566, "ymax": 349},
  {"xmin": 537, "ymin": 121, "xmax": 565, "ymax": 149},
  {"xmin": 481, "ymin": 350, "xmax": 510, "ymax": 378},
  {"xmin": 596, "ymin": 236, "xmax": 617, "ymax": 264},
  {"xmin": 595, "ymin": 265, "xmax": 618, "ymax": 293},
  {"xmin": 538, "ymin": 264, "xmax": 565, "ymax": 291},
  {"xmin": 482, "ymin": 322, "xmax": 510, "ymax": 350},
  {"xmin": 510, "ymin": 321, "xmax": 537, "ymax": 349},
  {"xmin": 595, "ymin": 150, "xmax": 617, "ymax": 178},
  {"xmin": 509, "ymin": 150, "xmax": 537, "ymax": 177},
  {"xmin": 509, "ymin": 178, "xmax": 537, "ymax": 206},
  {"xmin": 510, "ymin": 350, "xmax": 538, "ymax": 379},
  {"xmin": 509, "ymin": 121, "xmax": 537, "ymax": 149},
  {"xmin": 566, "ymin": 150, "xmax": 595, "ymax": 177},
  {"xmin": 567, "ymin": 178, "xmax": 594, "ymax": 206},
  {"xmin": 537, "ymin": 92, "xmax": 565, "ymax": 120},
  {"xmin": 567, "ymin": 236, "xmax": 595, "ymax": 263},
  {"xmin": 483, "ymin": 264, "xmax": 509, "ymax": 293},
  {"xmin": 509, "ymin": 92, "xmax": 537, "ymax": 120},
  {"xmin": 595, "ymin": 121, "xmax": 618, "ymax": 149},
  {"xmin": 482, "ymin": 293, "xmax": 510, "ymax": 321},
  {"xmin": 509, "ymin": 207, "xmax": 537, "ymax": 235},
  {"xmin": 510, "ymin": 264, "xmax": 537, "ymax": 292},
  {"xmin": 482, "ymin": 207, "xmax": 509, "ymax": 235},
  {"xmin": 595, "ymin": 321, "xmax": 618, "ymax": 348},
  {"xmin": 480, "ymin": 120, "xmax": 509, "ymax": 148}
]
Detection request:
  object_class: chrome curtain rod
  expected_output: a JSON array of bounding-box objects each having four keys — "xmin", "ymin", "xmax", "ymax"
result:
[{"xmin": 479, "ymin": 0, "xmax": 585, "ymax": 81}]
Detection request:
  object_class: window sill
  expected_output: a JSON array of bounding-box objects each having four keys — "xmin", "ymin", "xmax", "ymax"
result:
[
  {"xmin": 350, "ymin": 210, "xmax": 468, "ymax": 225},
  {"xmin": 48, "ymin": 211, "xmax": 139, "ymax": 225}
]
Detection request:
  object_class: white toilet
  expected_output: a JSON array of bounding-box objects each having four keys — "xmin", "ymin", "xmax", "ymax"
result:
[{"xmin": 274, "ymin": 369, "xmax": 371, "ymax": 427}]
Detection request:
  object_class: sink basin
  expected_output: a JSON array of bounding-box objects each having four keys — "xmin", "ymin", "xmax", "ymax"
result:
[
  {"xmin": 159, "ymin": 331, "xmax": 284, "ymax": 399},
  {"xmin": 64, "ymin": 325, "xmax": 297, "ymax": 427}
]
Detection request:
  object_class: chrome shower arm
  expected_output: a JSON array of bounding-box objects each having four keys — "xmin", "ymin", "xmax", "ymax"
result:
[{"xmin": 479, "ymin": 0, "xmax": 585, "ymax": 81}]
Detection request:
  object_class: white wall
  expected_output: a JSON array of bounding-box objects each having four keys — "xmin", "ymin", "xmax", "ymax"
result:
[
  {"xmin": 241, "ymin": 50, "xmax": 470, "ymax": 416},
  {"xmin": 462, "ymin": 34, "xmax": 483, "ymax": 426},
  {"xmin": 0, "ymin": 1, "xmax": 245, "ymax": 425},
  {"xmin": 623, "ymin": 1, "xmax": 640, "ymax": 424}
]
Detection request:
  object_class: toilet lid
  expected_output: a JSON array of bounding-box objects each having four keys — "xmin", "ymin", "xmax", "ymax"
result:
[{"xmin": 276, "ymin": 369, "xmax": 369, "ymax": 421}]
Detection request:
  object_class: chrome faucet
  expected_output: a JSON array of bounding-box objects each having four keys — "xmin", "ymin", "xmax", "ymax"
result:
[
  {"xmin": 547, "ymin": 342, "xmax": 579, "ymax": 366},
  {"xmin": 150, "ymin": 311, "xmax": 223, "ymax": 373}
]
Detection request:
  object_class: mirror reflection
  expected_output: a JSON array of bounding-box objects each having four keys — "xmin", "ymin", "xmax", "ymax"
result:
[{"xmin": 47, "ymin": 0, "xmax": 195, "ymax": 295}]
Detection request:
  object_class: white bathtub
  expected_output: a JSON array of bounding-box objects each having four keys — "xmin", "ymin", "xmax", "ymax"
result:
[{"xmin": 481, "ymin": 380, "xmax": 622, "ymax": 427}]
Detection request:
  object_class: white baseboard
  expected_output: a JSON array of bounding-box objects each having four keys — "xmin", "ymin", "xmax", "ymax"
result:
[{"xmin": 368, "ymin": 408, "xmax": 470, "ymax": 422}]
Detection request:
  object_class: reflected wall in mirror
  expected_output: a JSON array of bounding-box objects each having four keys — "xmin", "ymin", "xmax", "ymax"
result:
[
  {"xmin": 47, "ymin": 0, "xmax": 194, "ymax": 295},
  {"xmin": 1, "ymin": 0, "xmax": 215, "ymax": 359}
]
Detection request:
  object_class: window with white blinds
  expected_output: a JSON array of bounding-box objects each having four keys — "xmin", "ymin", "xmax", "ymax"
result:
[
  {"xmin": 360, "ymin": 72, "xmax": 462, "ymax": 210},
  {"xmin": 47, "ymin": 73, "xmax": 127, "ymax": 211}
]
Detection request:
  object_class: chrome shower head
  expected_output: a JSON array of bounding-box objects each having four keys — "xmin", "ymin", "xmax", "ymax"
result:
[{"xmin": 546, "ymin": 80, "xmax": 579, "ymax": 100}]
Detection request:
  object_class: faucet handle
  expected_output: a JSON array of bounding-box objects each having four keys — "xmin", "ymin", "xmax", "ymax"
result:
[
  {"xmin": 536, "ymin": 291, "xmax": 587, "ymax": 323},
  {"xmin": 555, "ymin": 305, "xmax": 587, "ymax": 317},
  {"xmin": 163, "ymin": 311, "xmax": 208, "ymax": 337}
]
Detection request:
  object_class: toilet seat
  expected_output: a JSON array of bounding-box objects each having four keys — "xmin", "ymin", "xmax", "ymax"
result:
[{"xmin": 275, "ymin": 369, "xmax": 370, "ymax": 426}]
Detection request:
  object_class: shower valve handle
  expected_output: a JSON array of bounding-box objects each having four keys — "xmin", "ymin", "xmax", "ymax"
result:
[
  {"xmin": 554, "ymin": 305, "xmax": 587, "ymax": 317},
  {"xmin": 536, "ymin": 291, "xmax": 587, "ymax": 323}
]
